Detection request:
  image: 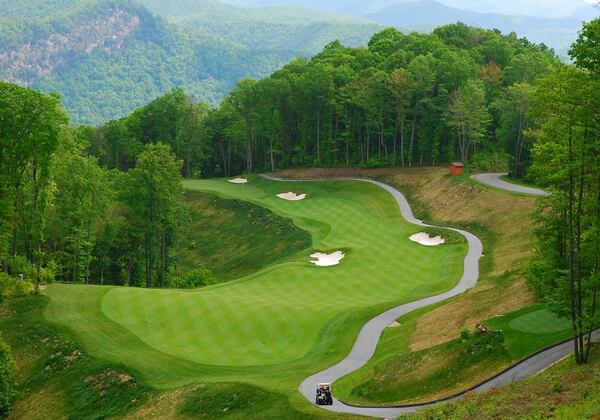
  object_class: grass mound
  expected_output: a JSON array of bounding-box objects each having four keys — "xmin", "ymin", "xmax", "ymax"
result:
[
  {"xmin": 178, "ymin": 383, "xmax": 309, "ymax": 419},
  {"xmin": 177, "ymin": 191, "xmax": 311, "ymax": 282},
  {"xmin": 339, "ymin": 330, "xmax": 510, "ymax": 404}
]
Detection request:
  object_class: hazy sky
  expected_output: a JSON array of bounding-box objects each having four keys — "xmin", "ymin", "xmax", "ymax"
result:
[
  {"xmin": 438, "ymin": 0, "xmax": 596, "ymax": 18},
  {"xmin": 225, "ymin": 0, "xmax": 598, "ymax": 19}
]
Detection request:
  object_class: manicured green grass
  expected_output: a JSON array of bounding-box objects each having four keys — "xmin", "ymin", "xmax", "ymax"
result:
[
  {"xmin": 177, "ymin": 190, "xmax": 311, "ymax": 281},
  {"xmin": 485, "ymin": 304, "xmax": 572, "ymax": 360},
  {"xmin": 334, "ymin": 303, "xmax": 573, "ymax": 405},
  {"xmin": 44, "ymin": 175, "xmax": 466, "ymax": 401}
]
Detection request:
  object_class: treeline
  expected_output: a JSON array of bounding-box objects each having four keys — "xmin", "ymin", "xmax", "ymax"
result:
[
  {"xmin": 0, "ymin": 82, "xmax": 188, "ymax": 289},
  {"xmin": 91, "ymin": 23, "xmax": 556, "ymax": 179},
  {"xmin": 527, "ymin": 18, "xmax": 600, "ymax": 365}
]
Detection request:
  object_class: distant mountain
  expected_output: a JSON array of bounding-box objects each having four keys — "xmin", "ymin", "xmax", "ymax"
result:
[
  {"xmin": 137, "ymin": 0, "xmax": 380, "ymax": 55},
  {"xmin": 224, "ymin": 0, "xmax": 599, "ymax": 55},
  {"xmin": 0, "ymin": 0, "xmax": 379, "ymax": 124},
  {"xmin": 364, "ymin": 0, "xmax": 591, "ymax": 55}
]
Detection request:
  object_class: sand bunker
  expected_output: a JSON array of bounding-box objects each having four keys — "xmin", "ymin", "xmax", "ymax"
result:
[
  {"xmin": 277, "ymin": 191, "xmax": 307, "ymax": 201},
  {"xmin": 387, "ymin": 321, "xmax": 401, "ymax": 328},
  {"xmin": 309, "ymin": 251, "xmax": 345, "ymax": 267},
  {"xmin": 228, "ymin": 178, "xmax": 248, "ymax": 184},
  {"xmin": 410, "ymin": 232, "xmax": 445, "ymax": 247}
]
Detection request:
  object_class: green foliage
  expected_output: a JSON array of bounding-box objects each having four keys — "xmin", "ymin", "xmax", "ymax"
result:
[
  {"xmin": 526, "ymin": 54, "xmax": 600, "ymax": 363},
  {"xmin": 570, "ymin": 17, "xmax": 600, "ymax": 74},
  {"xmin": 173, "ymin": 267, "xmax": 217, "ymax": 289},
  {"xmin": 0, "ymin": 335, "xmax": 15, "ymax": 417}
]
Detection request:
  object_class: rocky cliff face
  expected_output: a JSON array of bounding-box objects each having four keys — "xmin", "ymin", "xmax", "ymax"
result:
[{"xmin": 0, "ymin": 7, "xmax": 144, "ymax": 83}]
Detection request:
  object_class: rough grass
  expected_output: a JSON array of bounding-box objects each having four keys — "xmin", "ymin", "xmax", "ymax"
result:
[
  {"xmin": 176, "ymin": 191, "xmax": 311, "ymax": 282},
  {"xmin": 334, "ymin": 299, "xmax": 573, "ymax": 405},
  {"xmin": 405, "ymin": 344, "xmax": 600, "ymax": 420},
  {"xmin": 342, "ymin": 331, "xmax": 511, "ymax": 405},
  {"xmin": 0, "ymin": 294, "xmax": 153, "ymax": 420}
]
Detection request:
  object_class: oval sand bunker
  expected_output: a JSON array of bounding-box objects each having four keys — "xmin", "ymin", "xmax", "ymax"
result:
[
  {"xmin": 309, "ymin": 251, "xmax": 345, "ymax": 267},
  {"xmin": 410, "ymin": 232, "xmax": 445, "ymax": 246},
  {"xmin": 277, "ymin": 192, "xmax": 307, "ymax": 201},
  {"xmin": 228, "ymin": 178, "xmax": 248, "ymax": 184}
]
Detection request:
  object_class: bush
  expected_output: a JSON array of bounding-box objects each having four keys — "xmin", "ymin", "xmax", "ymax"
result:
[
  {"xmin": 0, "ymin": 273, "xmax": 31, "ymax": 300},
  {"xmin": 0, "ymin": 336, "xmax": 16, "ymax": 417},
  {"xmin": 7, "ymin": 256, "xmax": 33, "ymax": 280},
  {"xmin": 172, "ymin": 267, "xmax": 217, "ymax": 289}
]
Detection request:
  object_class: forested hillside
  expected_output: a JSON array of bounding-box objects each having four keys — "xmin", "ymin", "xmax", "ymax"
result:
[
  {"xmin": 89, "ymin": 24, "xmax": 557, "ymax": 180},
  {"xmin": 137, "ymin": 0, "xmax": 381, "ymax": 54},
  {"xmin": 0, "ymin": 0, "xmax": 379, "ymax": 124}
]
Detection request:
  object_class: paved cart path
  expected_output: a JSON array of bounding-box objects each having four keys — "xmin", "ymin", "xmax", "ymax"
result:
[
  {"xmin": 261, "ymin": 174, "xmax": 591, "ymax": 419},
  {"xmin": 473, "ymin": 173, "xmax": 550, "ymax": 196}
]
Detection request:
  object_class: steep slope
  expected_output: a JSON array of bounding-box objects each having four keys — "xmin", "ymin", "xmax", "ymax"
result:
[{"xmin": 0, "ymin": 0, "xmax": 291, "ymax": 123}]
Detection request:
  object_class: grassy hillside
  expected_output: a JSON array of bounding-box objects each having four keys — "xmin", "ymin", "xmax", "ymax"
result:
[
  {"xmin": 138, "ymin": 0, "xmax": 380, "ymax": 55},
  {"xmin": 177, "ymin": 190, "xmax": 311, "ymax": 282},
  {"xmin": 406, "ymin": 344, "xmax": 600, "ymax": 419}
]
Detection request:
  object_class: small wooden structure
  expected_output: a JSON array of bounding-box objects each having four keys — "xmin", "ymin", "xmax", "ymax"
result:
[{"xmin": 449, "ymin": 162, "xmax": 464, "ymax": 176}]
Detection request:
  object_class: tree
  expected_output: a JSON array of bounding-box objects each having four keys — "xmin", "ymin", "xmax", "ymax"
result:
[
  {"xmin": 122, "ymin": 144, "xmax": 183, "ymax": 288},
  {"xmin": 493, "ymin": 83, "xmax": 535, "ymax": 178},
  {"xmin": 0, "ymin": 82, "xmax": 67, "ymax": 275},
  {"xmin": 569, "ymin": 17, "xmax": 600, "ymax": 74},
  {"xmin": 226, "ymin": 79, "xmax": 258, "ymax": 173},
  {"xmin": 528, "ymin": 63, "xmax": 600, "ymax": 364},
  {"xmin": 446, "ymin": 80, "xmax": 490, "ymax": 165},
  {"xmin": 45, "ymin": 134, "xmax": 112, "ymax": 283},
  {"xmin": 389, "ymin": 68, "xmax": 410, "ymax": 166}
]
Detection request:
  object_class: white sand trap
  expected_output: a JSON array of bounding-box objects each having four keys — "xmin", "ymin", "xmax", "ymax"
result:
[
  {"xmin": 309, "ymin": 251, "xmax": 345, "ymax": 267},
  {"xmin": 387, "ymin": 321, "xmax": 401, "ymax": 328},
  {"xmin": 277, "ymin": 191, "xmax": 307, "ymax": 201},
  {"xmin": 410, "ymin": 232, "xmax": 445, "ymax": 246},
  {"xmin": 228, "ymin": 178, "xmax": 248, "ymax": 184}
]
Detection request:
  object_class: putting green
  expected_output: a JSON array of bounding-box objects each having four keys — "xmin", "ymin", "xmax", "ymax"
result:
[
  {"xmin": 45, "ymin": 176, "xmax": 466, "ymax": 387},
  {"xmin": 508, "ymin": 309, "xmax": 571, "ymax": 334}
]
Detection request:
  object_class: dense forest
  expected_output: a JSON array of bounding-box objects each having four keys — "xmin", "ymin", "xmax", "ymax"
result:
[
  {"xmin": 90, "ymin": 23, "xmax": 557, "ymax": 179},
  {"xmin": 1, "ymin": 18, "xmax": 599, "ymax": 329}
]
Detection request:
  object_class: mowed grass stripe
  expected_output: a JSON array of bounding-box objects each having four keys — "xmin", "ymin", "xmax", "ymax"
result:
[{"xmin": 48, "ymin": 176, "xmax": 467, "ymax": 378}]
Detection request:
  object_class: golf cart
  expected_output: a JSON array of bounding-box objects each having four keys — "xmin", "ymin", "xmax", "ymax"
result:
[{"xmin": 315, "ymin": 383, "xmax": 333, "ymax": 405}]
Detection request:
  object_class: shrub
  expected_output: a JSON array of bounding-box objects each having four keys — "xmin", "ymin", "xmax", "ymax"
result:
[
  {"xmin": 7, "ymin": 256, "xmax": 33, "ymax": 280},
  {"xmin": 172, "ymin": 267, "xmax": 217, "ymax": 289},
  {"xmin": 0, "ymin": 336, "xmax": 16, "ymax": 417}
]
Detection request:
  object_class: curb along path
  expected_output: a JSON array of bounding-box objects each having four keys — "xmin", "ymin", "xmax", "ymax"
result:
[{"xmin": 260, "ymin": 174, "xmax": 592, "ymax": 419}]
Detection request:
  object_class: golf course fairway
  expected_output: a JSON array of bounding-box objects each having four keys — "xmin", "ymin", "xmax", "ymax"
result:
[{"xmin": 44, "ymin": 176, "xmax": 467, "ymax": 398}]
